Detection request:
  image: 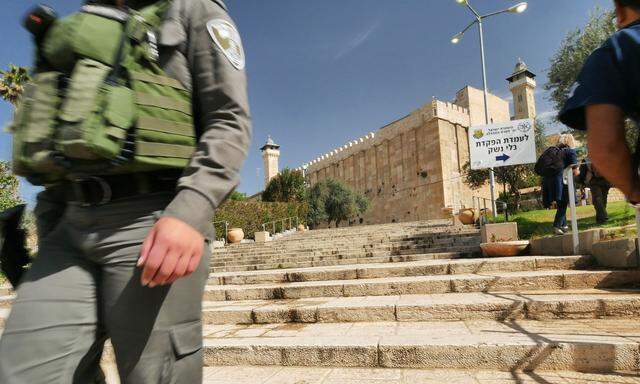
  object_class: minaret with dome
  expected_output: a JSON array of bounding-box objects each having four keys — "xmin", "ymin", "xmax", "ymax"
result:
[
  {"xmin": 260, "ymin": 136, "xmax": 280, "ymax": 188},
  {"xmin": 506, "ymin": 58, "xmax": 537, "ymax": 120}
]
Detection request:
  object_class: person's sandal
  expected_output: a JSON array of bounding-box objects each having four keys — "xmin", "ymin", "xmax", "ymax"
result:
[{"xmin": 554, "ymin": 227, "xmax": 565, "ymax": 235}]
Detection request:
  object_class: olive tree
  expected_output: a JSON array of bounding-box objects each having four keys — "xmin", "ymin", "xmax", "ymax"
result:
[{"xmin": 306, "ymin": 178, "xmax": 370, "ymax": 228}]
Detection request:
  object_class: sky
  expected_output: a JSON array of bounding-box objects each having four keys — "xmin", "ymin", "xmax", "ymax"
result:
[{"xmin": 0, "ymin": 0, "xmax": 613, "ymax": 204}]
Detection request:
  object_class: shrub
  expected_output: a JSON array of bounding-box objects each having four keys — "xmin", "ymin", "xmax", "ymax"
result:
[
  {"xmin": 214, "ymin": 200, "xmax": 308, "ymax": 239},
  {"xmin": 262, "ymin": 168, "xmax": 305, "ymax": 203}
]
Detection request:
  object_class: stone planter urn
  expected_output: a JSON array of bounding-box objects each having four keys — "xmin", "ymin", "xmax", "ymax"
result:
[
  {"xmin": 297, "ymin": 224, "xmax": 306, "ymax": 232},
  {"xmin": 480, "ymin": 240, "xmax": 530, "ymax": 257},
  {"xmin": 458, "ymin": 208, "xmax": 476, "ymax": 225},
  {"xmin": 227, "ymin": 228, "xmax": 245, "ymax": 244}
]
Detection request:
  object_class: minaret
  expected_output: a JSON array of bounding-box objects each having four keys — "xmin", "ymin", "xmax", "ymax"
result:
[
  {"xmin": 260, "ymin": 136, "xmax": 280, "ymax": 188},
  {"xmin": 506, "ymin": 59, "xmax": 537, "ymax": 120}
]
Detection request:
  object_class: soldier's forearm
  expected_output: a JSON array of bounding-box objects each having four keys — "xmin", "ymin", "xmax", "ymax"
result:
[{"xmin": 586, "ymin": 104, "xmax": 638, "ymax": 198}]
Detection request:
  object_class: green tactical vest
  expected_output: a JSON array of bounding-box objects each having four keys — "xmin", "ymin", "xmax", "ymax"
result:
[{"xmin": 9, "ymin": 1, "xmax": 195, "ymax": 185}]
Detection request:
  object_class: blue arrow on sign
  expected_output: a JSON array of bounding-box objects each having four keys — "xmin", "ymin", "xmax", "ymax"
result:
[{"xmin": 495, "ymin": 154, "xmax": 510, "ymax": 162}]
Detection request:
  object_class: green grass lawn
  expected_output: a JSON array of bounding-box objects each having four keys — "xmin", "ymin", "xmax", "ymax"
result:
[{"xmin": 494, "ymin": 201, "xmax": 637, "ymax": 239}]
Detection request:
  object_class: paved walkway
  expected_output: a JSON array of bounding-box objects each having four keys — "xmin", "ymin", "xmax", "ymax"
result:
[{"xmin": 101, "ymin": 365, "xmax": 640, "ymax": 383}]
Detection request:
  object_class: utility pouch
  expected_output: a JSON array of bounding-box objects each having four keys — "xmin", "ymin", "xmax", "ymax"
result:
[
  {"xmin": 56, "ymin": 58, "xmax": 135, "ymax": 160},
  {"xmin": 10, "ymin": 71, "xmax": 64, "ymax": 177},
  {"xmin": 129, "ymin": 70, "xmax": 195, "ymax": 170}
]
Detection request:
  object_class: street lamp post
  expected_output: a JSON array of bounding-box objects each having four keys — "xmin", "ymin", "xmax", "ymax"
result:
[{"xmin": 451, "ymin": 0, "xmax": 528, "ymax": 218}]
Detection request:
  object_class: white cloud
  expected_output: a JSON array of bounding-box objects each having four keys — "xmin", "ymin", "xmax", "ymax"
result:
[{"xmin": 334, "ymin": 22, "xmax": 379, "ymax": 61}]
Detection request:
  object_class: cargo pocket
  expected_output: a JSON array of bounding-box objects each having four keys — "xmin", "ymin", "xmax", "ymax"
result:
[
  {"xmin": 169, "ymin": 320, "xmax": 202, "ymax": 359},
  {"xmin": 10, "ymin": 71, "xmax": 64, "ymax": 177}
]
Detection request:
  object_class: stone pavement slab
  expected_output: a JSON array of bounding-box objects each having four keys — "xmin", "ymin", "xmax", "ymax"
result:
[
  {"xmin": 101, "ymin": 365, "xmax": 640, "ymax": 384},
  {"xmin": 200, "ymin": 319, "xmax": 640, "ymax": 371}
]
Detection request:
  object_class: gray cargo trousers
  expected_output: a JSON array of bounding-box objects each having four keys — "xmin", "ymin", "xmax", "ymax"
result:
[{"xmin": 0, "ymin": 190, "xmax": 209, "ymax": 384}]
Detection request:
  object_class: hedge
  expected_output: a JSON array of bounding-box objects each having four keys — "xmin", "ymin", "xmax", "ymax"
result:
[{"xmin": 213, "ymin": 200, "xmax": 308, "ymax": 239}]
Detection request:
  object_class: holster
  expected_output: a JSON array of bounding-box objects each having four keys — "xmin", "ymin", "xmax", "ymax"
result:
[{"xmin": 0, "ymin": 204, "xmax": 31, "ymax": 289}]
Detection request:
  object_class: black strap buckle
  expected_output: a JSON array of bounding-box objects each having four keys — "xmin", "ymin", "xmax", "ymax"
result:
[{"xmin": 72, "ymin": 176, "xmax": 113, "ymax": 207}]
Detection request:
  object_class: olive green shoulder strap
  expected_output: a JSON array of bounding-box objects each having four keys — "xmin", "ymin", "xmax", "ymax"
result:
[{"xmin": 136, "ymin": 0, "xmax": 172, "ymax": 30}]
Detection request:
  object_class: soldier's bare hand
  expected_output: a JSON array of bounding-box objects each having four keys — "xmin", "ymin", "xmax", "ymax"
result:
[{"xmin": 138, "ymin": 217, "xmax": 204, "ymax": 287}]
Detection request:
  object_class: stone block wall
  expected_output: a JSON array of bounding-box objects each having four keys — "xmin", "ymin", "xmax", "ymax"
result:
[{"xmin": 303, "ymin": 87, "xmax": 505, "ymax": 226}]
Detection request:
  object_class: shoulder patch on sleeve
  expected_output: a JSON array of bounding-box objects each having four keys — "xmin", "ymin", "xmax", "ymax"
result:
[{"xmin": 206, "ymin": 19, "xmax": 245, "ymax": 70}]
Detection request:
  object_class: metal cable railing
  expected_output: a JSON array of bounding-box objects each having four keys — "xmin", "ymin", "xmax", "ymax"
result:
[
  {"xmin": 472, "ymin": 196, "xmax": 509, "ymax": 225},
  {"xmin": 213, "ymin": 220, "xmax": 229, "ymax": 243},
  {"xmin": 262, "ymin": 217, "xmax": 299, "ymax": 234}
]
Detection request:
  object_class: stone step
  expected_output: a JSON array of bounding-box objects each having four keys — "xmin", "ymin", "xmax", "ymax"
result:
[
  {"xmin": 4, "ymin": 289, "xmax": 638, "ymax": 327},
  {"xmin": 208, "ymin": 256, "xmax": 592, "ymax": 286},
  {"xmin": 201, "ymin": 289, "xmax": 640, "ymax": 325},
  {"xmin": 210, "ymin": 251, "xmax": 470, "ymax": 273},
  {"xmin": 0, "ymin": 295, "xmax": 14, "ymax": 308},
  {"xmin": 200, "ymin": 319, "xmax": 640, "ymax": 372},
  {"xmin": 215, "ymin": 231, "xmax": 481, "ymax": 253},
  {"xmin": 203, "ymin": 270, "xmax": 640, "ymax": 301},
  {"xmin": 15, "ymin": 338, "xmax": 640, "ymax": 383},
  {"xmin": 200, "ymin": 366, "xmax": 640, "ymax": 384},
  {"xmin": 197, "ymin": 367, "xmax": 640, "ymax": 384},
  {"xmin": 213, "ymin": 241, "xmax": 481, "ymax": 259}
]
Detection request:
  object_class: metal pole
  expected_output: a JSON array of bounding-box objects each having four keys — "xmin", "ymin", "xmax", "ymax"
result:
[
  {"xmin": 567, "ymin": 168, "xmax": 579, "ymax": 255},
  {"xmin": 477, "ymin": 18, "xmax": 498, "ymax": 218}
]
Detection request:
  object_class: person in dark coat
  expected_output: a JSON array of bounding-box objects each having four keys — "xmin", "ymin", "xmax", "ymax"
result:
[
  {"xmin": 541, "ymin": 134, "xmax": 579, "ymax": 235},
  {"xmin": 579, "ymin": 159, "xmax": 612, "ymax": 224}
]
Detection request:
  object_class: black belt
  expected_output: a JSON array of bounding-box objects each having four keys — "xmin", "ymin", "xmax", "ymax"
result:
[{"xmin": 64, "ymin": 171, "xmax": 181, "ymax": 206}]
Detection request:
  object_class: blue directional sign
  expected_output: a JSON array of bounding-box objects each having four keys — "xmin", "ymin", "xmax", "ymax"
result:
[{"xmin": 468, "ymin": 119, "xmax": 537, "ymax": 170}]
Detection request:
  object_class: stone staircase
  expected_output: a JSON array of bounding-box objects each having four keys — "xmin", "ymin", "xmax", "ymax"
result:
[
  {"xmin": 2, "ymin": 220, "xmax": 640, "ymax": 383},
  {"xmin": 210, "ymin": 220, "xmax": 481, "ymax": 273}
]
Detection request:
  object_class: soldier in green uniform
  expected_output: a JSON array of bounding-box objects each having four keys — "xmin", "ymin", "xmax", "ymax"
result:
[{"xmin": 0, "ymin": 0, "xmax": 251, "ymax": 383}]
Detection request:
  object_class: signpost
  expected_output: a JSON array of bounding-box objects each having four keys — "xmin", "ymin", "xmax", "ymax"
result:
[{"xmin": 468, "ymin": 118, "xmax": 536, "ymax": 170}]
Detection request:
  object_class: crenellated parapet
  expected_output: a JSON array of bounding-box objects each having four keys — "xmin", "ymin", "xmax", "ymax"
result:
[
  {"xmin": 428, "ymin": 100, "xmax": 471, "ymax": 127},
  {"xmin": 297, "ymin": 99, "xmax": 471, "ymax": 173},
  {"xmin": 300, "ymin": 131, "xmax": 376, "ymax": 173}
]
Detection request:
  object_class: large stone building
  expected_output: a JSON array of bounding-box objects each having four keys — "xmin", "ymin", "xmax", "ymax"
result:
[{"xmin": 298, "ymin": 60, "xmax": 537, "ymax": 225}]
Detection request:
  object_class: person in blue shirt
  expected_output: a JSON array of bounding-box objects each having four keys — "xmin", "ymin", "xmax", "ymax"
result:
[
  {"xmin": 541, "ymin": 134, "xmax": 579, "ymax": 235},
  {"xmin": 559, "ymin": 0, "xmax": 640, "ymax": 205}
]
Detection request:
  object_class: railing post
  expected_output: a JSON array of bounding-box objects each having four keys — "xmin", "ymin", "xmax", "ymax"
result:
[
  {"xmin": 503, "ymin": 202, "xmax": 509, "ymax": 222},
  {"xmin": 567, "ymin": 167, "xmax": 579, "ymax": 255}
]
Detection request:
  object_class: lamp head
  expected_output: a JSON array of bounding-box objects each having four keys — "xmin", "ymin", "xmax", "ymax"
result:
[
  {"xmin": 508, "ymin": 2, "xmax": 528, "ymax": 14},
  {"xmin": 455, "ymin": 0, "xmax": 468, "ymax": 4},
  {"xmin": 451, "ymin": 32, "xmax": 463, "ymax": 44}
]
